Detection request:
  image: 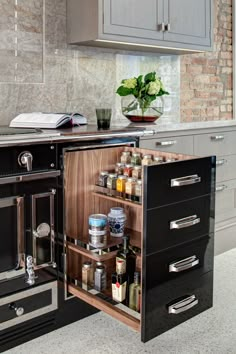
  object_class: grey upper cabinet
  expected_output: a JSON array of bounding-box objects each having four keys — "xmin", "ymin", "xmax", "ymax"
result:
[{"xmin": 67, "ymin": 0, "xmax": 213, "ymax": 54}]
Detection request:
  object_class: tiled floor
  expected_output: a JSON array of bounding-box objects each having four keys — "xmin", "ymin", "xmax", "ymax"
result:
[{"xmin": 5, "ymin": 249, "xmax": 236, "ymax": 354}]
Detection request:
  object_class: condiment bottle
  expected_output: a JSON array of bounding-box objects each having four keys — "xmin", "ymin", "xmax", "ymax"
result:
[
  {"xmin": 142, "ymin": 154, "xmax": 153, "ymax": 166},
  {"xmin": 82, "ymin": 261, "xmax": 94, "ymax": 291},
  {"xmin": 131, "ymin": 152, "xmax": 142, "ymax": 166},
  {"xmin": 98, "ymin": 171, "xmax": 109, "ymax": 187},
  {"xmin": 121, "ymin": 151, "xmax": 131, "ymax": 164},
  {"xmin": 116, "ymin": 175, "xmax": 127, "ymax": 193},
  {"xmin": 129, "ymin": 271, "xmax": 141, "ymax": 312},
  {"xmin": 132, "ymin": 165, "xmax": 142, "ymax": 179}
]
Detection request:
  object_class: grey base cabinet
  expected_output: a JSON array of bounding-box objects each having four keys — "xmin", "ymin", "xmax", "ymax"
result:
[
  {"xmin": 140, "ymin": 125, "xmax": 236, "ymax": 255},
  {"xmin": 67, "ymin": 0, "xmax": 213, "ymax": 54}
]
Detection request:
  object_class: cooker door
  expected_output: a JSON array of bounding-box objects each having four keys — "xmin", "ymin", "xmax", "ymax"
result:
[{"xmin": 0, "ymin": 196, "xmax": 25, "ymax": 280}]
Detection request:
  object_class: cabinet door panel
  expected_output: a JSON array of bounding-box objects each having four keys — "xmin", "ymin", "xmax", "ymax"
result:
[
  {"xmin": 164, "ymin": 0, "xmax": 211, "ymax": 46},
  {"xmin": 139, "ymin": 135, "xmax": 193, "ymax": 155},
  {"xmin": 141, "ymin": 271, "xmax": 213, "ymax": 342},
  {"xmin": 215, "ymin": 180, "xmax": 236, "ymax": 223},
  {"xmin": 145, "ymin": 196, "xmax": 213, "ymax": 254},
  {"xmin": 103, "ymin": 0, "xmax": 163, "ymax": 40},
  {"xmin": 144, "ymin": 156, "xmax": 215, "ymax": 209}
]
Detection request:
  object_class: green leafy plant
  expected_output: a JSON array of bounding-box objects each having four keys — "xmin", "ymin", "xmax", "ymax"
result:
[{"xmin": 116, "ymin": 71, "xmax": 169, "ymax": 116}]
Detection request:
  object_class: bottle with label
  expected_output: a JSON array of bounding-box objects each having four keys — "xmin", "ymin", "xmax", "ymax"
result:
[
  {"xmin": 82, "ymin": 261, "xmax": 94, "ymax": 291},
  {"xmin": 129, "ymin": 271, "xmax": 141, "ymax": 312},
  {"xmin": 116, "ymin": 235, "xmax": 136, "ymax": 300},
  {"xmin": 111, "ymin": 272, "xmax": 127, "ymax": 303}
]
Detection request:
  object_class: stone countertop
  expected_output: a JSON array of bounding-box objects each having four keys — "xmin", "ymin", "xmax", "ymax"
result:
[{"xmin": 6, "ymin": 248, "xmax": 236, "ymax": 354}]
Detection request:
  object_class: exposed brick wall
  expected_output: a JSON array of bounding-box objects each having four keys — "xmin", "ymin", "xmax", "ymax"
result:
[{"xmin": 180, "ymin": 0, "xmax": 233, "ymax": 122}]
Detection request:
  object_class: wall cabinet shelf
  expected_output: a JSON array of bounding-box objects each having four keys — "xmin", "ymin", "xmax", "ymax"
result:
[
  {"xmin": 67, "ymin": 0, "xmax": 213, "ymax": 53},
  {"xmin": 63, "ymin": 145, "xmax": 215, "ymax": 342}
]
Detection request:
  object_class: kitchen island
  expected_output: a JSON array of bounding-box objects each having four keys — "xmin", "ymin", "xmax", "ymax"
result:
[{"xmin": 5, "ymin": 248, "xmax": 236, "ymax": 354}]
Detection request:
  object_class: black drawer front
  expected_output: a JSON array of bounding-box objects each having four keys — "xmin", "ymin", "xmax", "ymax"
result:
[
  {"xmin": 145, "ymin": 195, "xmax": 213, "ymax": 254},
  {"xmin": 145, "ymin": 236, "xmax": 213, "ymax": 286},
  {"xmin": 141, "ymin": 271, "xmax": 213, "ymax": 342},
  {"xmin": 0, "ymin": 282, "xmax": 57, "ymax": 331},
  {"xmin": 144, "ymin": 156, "xmax": 215, "ymax": 209}
]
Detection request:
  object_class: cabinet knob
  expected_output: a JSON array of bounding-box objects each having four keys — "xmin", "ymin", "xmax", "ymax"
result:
[
  {"xmin": 158, "ymin": 23, "xmax": 165, "ymax": 32},
  {"xmin": 9, "ymin": 303, "xmax": 25, "ymax": 317}
]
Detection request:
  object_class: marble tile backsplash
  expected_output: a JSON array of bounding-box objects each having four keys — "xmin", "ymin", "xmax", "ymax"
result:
[{"xmin": 0, "ymin": 0, "xmax": 180, "ymax": 126}]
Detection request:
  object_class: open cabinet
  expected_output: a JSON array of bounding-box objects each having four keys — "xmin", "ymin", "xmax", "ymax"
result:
[{"xmin": 63, "ymin": 145, "xmax": 215, "ymax": 342}]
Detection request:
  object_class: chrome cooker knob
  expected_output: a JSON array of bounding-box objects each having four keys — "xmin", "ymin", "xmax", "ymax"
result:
[
  {"xmin": 9, "ymin": 303, "xmax": 25, "ymax": 317},
  {"xmin": 18, "ymin": 151, "xmax": 33, "ymax": 171}
]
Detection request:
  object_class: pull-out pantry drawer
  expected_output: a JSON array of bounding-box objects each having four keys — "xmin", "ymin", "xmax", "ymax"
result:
[
  {"xmin": 144, "ymin": 236, "xmax": 213, "ymax": 285},
  {"xmin": 142, "ymin": 271, "xmax": 213, "ymax": 342},
  {"xmin": 145, "ymin": 195, "xmax": 213, "ymax": 254},
  {"xmin": 145, "ymin": 156, "xmax": 215, "ymax": 209}
]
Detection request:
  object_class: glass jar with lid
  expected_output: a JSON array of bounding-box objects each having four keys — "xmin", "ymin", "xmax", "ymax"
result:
[
  {"xmin": 115, "ymin": 163, "xmax": 125, "ymax": 176},
  {"xmin": 123, "ymin": 164, "xmax": 134, "ymax": 177},
  {"xmin": 142, "ymin": 154, "xmax": 153, "ymax": 166},
  {"xmin": 82, "ymin": 261, "xmax": 94, "ymax": 291},
  {"xmin": 98, "ymin": 171, "xmax": 109, "ymax": 187},
  {"xmin": 121, "ymin": 151, "xmax": 131, "ymax": 164},
  {"xmin": 131, "ymin": 153, "xmax": 142, "ymax": 166},
  {"xmin": 116, "ymin": 175, "xmax": 127, "ymax": 193},
  {"xmin": 107, "ymin": 173, "xmax": 118, "ymax": 189},
  {"xmin": 153, "ymin": 156, "xmax": 164, "ymax": 164},
  {"xmin": 132, "ymin": 165, "xmax": 142, "ymax": 179},
  {"xmin": 134, "ymin": 179, "xmax": 142, "ymax": 203},
  {"xmin": 125, "ymin": 177, "xmax": 137, "ymax": 200}
]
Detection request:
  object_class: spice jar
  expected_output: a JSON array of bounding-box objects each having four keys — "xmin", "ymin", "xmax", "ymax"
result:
[
  {"xmin": 131, "ymin": 153, "xmax": 142, "ymax": 166},
  {"xmin": 132, "ymin": 165, "xmax": 142, "ymax": 179},
  {"xmin": 94, "ymin": 263, "xmax": 106, "ymax": 292},
  {"xmin": 121, "ymin": 151, "xmax": 131, "ymax": 164},
  {"xmin": 142, "ymin": 154, "xmax": 153, "ymax": 166},
  {"xmin": 153, "ymin": 156, "xmax": 164, "ymax": 164},
  {"xmin": 134, "ymin": 179, "xmax": 142, "ymax": 203},
  {"xmin": 124, "ymin": 164, "xmax": 134, "ymax": 177},
  {"xmin": 98, "ymin": 171, "xmax": 109, "ymax": 187},
  {"xmin": 115, "ymin": 163, "xmax": 125, "ymax": 176},
  {"xmin": 82, "ymin": 261, "xmax": 94, "ymax": 291},
  {"xmin": 125, "ymin": 177, "xmax": 137, "ymax": 200},
  {"xmin": 107, "ymin": 173, "xmax": 118, "ymax": 189},
  {"xmin": 116, "ymin": 175, "xmax": 127, "ymax": 193}
]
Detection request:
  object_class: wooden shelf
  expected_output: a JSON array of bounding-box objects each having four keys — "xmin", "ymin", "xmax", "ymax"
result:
[
  {"xmin": 67, "ymin": 241, "xmax": 119, "ymax": 262},
  {"xmin": 93, "ymin": 186, "xmax": 142, "ymax": 209},
  {"xmin": 68, "ymin": 283, "xmax": 141, "ymax": 331}
]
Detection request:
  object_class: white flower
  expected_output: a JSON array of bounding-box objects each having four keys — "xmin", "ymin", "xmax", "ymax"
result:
[
  {"xmin": 148, "ymin": 80, "xmax": 161, "ymax": 95},
  {"xmin": 123, "ymin": 78, "xmax": 137, "ymax": 89}
]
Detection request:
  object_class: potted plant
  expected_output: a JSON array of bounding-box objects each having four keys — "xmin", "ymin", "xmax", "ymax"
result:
[{"xmin": 116, "ymin": 71, "xmax": 169, "ymax": 123}]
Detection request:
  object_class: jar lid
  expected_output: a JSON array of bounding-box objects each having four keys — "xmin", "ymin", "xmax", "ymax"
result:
[
  {"xmin": 116, "ymin": 162, "xmax": 125, "ymax": 167},
  {"xmin": 100, "ymin": 171, "xmax": 109, "ymax": 175},
  {"xmin": 134, "ymin": 165, "xmax": 142, "ymax": 170},
  {"xmin": 122, "ymin": 151, "xmax": 131, "ymax": 155},
  {"xmin": 132, "ymin": 153, "xmax": 141, "ymax": 157},
  {"xmin": 154, "ymin": 157, "xmax": 164, "ymax": 162},
  {"xmin": 110, "ymin": 207, "xmax": 125, "ymax": 215},
  {"xmin": 125, "ymin": 164, "xmax": 134, "ymax": 168},
  {"xmin": 143, "ymin": 154, "xmax": 152, "ymax": 159},
  {"xmin": 127, "ymin": 177, "xmax": 137, "ymax": 182},
  {"xmin": 108, "ymin": 173, "xmax": 117, "ymax": 178},
  {"xmin": 89, "ymin": 214, "xmax": 107, "ymax": 221},
  {"xmin": 83, "ymin": 261, "xmax": 92, "ymax": 269},
  {"xmin": 117, "ymin": 175, "xmax": 127, "ymax": 179},
  {"xmin": 96, "ymin": 265, "xmax": 105, "ymax": 273}
]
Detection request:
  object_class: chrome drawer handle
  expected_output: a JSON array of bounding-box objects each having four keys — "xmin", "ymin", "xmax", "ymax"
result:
[
  {"xmin": 156, "ymin": 140, "xmax": 177, "ymax": 146},
  {"xmin": 168, "ymin": 295, "xmax": 198, "ymax": 314},
  {"xmin": 211, "ymin": 135, "xmax": 224, "ymax": 141},
  {"xmin": 216, "ymin": 184, "xmax": 227, "ymax": 192},
  {"xmin": 171, "ymin": 174, "xmax": 201, "ymax": 187},
  {"xmin": 169, "ymin": 255, "xmax": 199, "ymax": 273},
  {"xmin": 170, "ymin": 215, "xmax": 200, "ymax": 230},
  {"xmin": 216, "ymin": 159, "xmax": 227, "ymax": 166}
]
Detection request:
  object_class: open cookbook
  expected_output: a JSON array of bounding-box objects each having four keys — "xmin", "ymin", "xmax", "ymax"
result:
[{"xmin": 9, "ymin": 112, "xmax": 87, "ymax": 129}]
